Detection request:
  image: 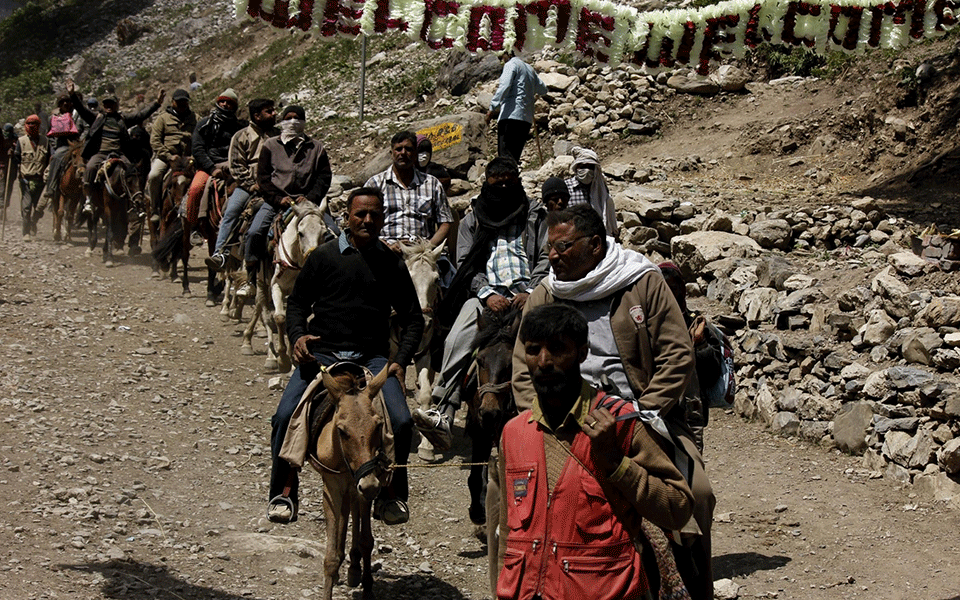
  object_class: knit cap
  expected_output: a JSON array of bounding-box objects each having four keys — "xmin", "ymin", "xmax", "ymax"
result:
[{"xmin": 217, "ymin": 88, "xmax": 238, "ymax": 103}]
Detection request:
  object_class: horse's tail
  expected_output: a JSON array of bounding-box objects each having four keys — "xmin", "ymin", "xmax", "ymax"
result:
[{"xmin": 152, "ymin": 220, "xmax": 184, "ymax": 264}]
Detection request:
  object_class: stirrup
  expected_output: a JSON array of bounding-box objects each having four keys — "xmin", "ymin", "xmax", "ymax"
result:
[{"xmin": 267, "ymin": 495, "xmax": 297, "ymax": 523}]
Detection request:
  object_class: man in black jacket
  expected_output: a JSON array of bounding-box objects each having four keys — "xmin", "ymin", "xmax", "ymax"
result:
[
  {"xmin": 267, "ymin": 187, "xmax": 424, "ymax": 526},
  {"xmin": 70, "ymin": 84, "xmax": 163, "ymax": 218}
]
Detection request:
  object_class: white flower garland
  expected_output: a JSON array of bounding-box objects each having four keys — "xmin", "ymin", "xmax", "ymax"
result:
[{"xmin": 236, "ymin": 0, "xmax": 959, "ymax": 72}]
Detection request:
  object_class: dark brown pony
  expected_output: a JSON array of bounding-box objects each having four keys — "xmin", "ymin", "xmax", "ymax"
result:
[
  {"xmin": 54, "ymin": 142, "xmax": 84, "ymax": 243},
  {"xmin": 150, "ymin": 157, "xmax": 194, "ymax": 278},
  {"xmin": 152, "ymin": 168, "xmax": 229, "ymax": 303},
  {"xmin": 72, "ymin": 155, "xmax": 140, "ymax": 266},
  {"xmin": 465, "ymin": 306, "xmax": 521, "ymax": 529}
]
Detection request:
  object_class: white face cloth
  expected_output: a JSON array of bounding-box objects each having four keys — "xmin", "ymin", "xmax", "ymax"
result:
[
  {"xmin": 418, "ymin": 152, "xmax": 430, "ymax": 168},
  {"xmin": 545, "ymin": 237, "xmax": 659, "ymax": 302},
  {"xmin": 575, "ymin": 167, "xmax": 595, "ymax": 185},
  {"xmin": 279, "ymin": 118, "xmax": 305, "ymax": 144}
]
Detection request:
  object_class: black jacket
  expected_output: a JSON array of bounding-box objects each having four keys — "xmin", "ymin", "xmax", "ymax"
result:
[{"xmin": 71, "ymin": 92, "xmax": 160, "ymax": 162}]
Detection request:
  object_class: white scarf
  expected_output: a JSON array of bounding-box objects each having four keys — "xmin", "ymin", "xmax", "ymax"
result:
[
  {"xmin": 279, "ymin": 118, "xmax": 305, "ymax": 145},
  {"xmin": 545, "ymin": 238, "xmax": 659, "ymax": 301},
  {"xmin": 571, "ymin": 146, "xmax": 617, "ymax": 234}
]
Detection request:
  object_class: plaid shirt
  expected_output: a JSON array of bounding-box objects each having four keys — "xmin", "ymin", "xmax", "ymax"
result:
[
  {"xmin": 365, "ymin": 167, "xmax": 453, "ymax": 243},
  {"xmin": 478, "ymin": 220, "xmax": 531, "ymax": 300},
  {"xmin": 564, "ymin": 176, "xmax": 589, "ymax": 208}
]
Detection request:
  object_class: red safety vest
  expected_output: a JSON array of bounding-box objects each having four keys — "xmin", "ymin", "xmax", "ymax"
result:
[{"xmin": 498, "ymin": 391, "xmax": 649, "ymax": 600}]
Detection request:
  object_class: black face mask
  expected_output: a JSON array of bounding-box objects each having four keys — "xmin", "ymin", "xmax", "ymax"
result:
[{"xmin": 475, "ymin": 180, "xmax": 527, "ymax": 226}]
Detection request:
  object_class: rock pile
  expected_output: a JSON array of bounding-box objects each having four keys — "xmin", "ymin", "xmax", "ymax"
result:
[{"xmin": 622, "ymin": 195, "xmax": 960, "ymax": 507}]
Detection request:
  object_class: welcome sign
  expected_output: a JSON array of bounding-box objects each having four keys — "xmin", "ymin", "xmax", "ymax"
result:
[{"xmin": 236, "ymin": 0, "xmax": 958, "ymax": 73}]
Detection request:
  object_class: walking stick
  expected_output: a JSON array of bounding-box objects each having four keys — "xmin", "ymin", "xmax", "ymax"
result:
[
  {"xmin": 1, "ymin": 155, "xmax": 11, "ymax": 241},
  {"xmin": 532, "ymin": 119, "xmax": 545, "ymax": 168}
]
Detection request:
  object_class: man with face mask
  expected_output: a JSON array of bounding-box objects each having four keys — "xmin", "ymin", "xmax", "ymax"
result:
[
  {"xmin": 70, "ymin": 84, "xmax": 163, "ymax": 220},
  {"xmin": 205, "ymin": 98, "xmax": 279, "ymax": 276},
  {"xmin": 12, "ymin": 115, "xmax": 50, "ymax": 239},
  {"xmin": 185, "ymin": 89, "xmax": 246, "ymax": 232},
  {"xmin": 415, "ymin": 135, "xmax": 451, "ymax": 192},
  {"xmin": 244, "ymin": 105, "xmax": 332, "ymax": 296},
  {"xmin": 564, "ymin": 146, "xmax": 617, "ymax": 235},
  {"xmin": 412, "ymin": 157, "xmax": 549, "ymax": 456}
]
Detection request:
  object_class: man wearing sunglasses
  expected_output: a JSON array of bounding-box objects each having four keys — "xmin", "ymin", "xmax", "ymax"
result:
[
  {"xmin": 510, "ymin": 204, "xmax": 717, "ymax": 600},
  {"xmin": 413, "ymin": 157, "xmax": 549, "ymax": 456}
]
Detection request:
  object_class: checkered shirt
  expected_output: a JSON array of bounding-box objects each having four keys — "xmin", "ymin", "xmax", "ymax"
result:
[
  {"xmin": 365, "ymin": 167, "xmax": 453, "ymax": 243},
  {"xmin": 565, "ymin": 176, "xmax": 589, "ymax": 208},
  {"xmin": 478, "ymin": 220, "xmax": 531, "ymax": 300}
]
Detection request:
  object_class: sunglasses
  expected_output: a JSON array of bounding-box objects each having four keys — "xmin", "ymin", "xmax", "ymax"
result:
[{"xmin": 543, "ymin": 235, "xmax": 588, "ymax": 254}]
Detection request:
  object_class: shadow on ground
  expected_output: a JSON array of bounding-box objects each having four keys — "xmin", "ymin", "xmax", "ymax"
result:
[
  {"xmin": 713, "ymin": 552, "xmax": 791, "ymax": 580},
  {"xmin": 66, "ymin": 560, "xmax": 251, "ymax": 600}
]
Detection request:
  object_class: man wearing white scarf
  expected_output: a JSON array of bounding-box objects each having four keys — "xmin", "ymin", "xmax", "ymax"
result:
[
  {"xmin": 564, "ymin": 146, "xmax": 618, "ymax": 236},
  {"xmin": 509, "ymin": 204, "xmax": 716, "ymax": 600}
]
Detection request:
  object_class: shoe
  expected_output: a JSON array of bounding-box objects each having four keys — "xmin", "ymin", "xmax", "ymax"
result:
[
  {"xmin": 412, "ymin": 408, "xmax": 453, "ymax": 451},
  {"xmin": 267, "ymin": 496, "xmax": 297, "ymax": 524},
  {"xmin": 81, "ymin": 201, "xmax": 93, "ymax": 217},
  {"xmin": 236, "ymin": 282, "xmax": 255, "ymax": 298},
  {"xmin": 150, "ymin": 214, "xmax": 160, "ymax": 224},
  {"xmin": 22, "ymin": 234, "xmax": 31, "ymax": 242},
  {"xmin": 205, "ymin": 252, "xmax": 227, "ymax": 271},
  {"xmin": 373, "ymin": 498, "xmax": 409, "ymax": 525}
]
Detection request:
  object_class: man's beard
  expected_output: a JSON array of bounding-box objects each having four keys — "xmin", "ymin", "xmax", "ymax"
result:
[{"xmin": 532, "ymin": 366, "xmax": 575, "ymax": 399}]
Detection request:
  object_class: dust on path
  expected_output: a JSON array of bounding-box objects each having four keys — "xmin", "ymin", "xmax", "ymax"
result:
[{"xmin": 0, "ymin": 211, "xmax": 958, "ymax": 600}]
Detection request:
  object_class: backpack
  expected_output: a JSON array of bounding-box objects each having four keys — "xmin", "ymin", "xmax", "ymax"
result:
[
  {"xmin": 701, "ymin": 322, "xmax": 735, "ymax": 407},
  {"xmin": 48, "ymin": 113, "xmax": 79, "ymax": 138}
]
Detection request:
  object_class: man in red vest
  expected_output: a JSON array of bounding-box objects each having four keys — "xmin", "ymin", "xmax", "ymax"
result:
[{"xmin": 496, "ymin": 303, "xmax": 694, "ymax": 600}]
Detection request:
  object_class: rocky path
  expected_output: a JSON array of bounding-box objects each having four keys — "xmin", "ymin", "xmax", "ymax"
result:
[{"xmin": 0, "ymin": 212, "xmax": 958, "ymax": 600}]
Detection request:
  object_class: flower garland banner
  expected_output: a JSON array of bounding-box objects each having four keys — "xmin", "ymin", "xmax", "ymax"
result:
[{"xmin": 235, "ymin": 0, "xmax": 959, "ymax": 73}]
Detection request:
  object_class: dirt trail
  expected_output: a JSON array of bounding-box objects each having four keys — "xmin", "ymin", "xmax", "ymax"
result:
[{"xmin": 1, "ymin": 207, "xmax": 959, "ymax": 600}]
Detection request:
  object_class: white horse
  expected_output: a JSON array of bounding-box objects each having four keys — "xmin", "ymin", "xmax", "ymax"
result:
[
  {"xmin": 392, "ymin": 239, "xmax": 444, "ymax": 461},
  {"xmin": 242, "ymin": 201, "xmax": 331, "ymax": 372}
]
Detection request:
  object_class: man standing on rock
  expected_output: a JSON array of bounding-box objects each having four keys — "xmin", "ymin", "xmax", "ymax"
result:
[
  {"xmin": 486, "ymin": 50, "xmax": 548, "ymax": 164},
  {"xmin": 496, "ymin": 303, "xmax": 694, "ymax": 600},
  {"xmin": 364, "ymin": 130, "xmax": 453, "ymax": 250},
  {"xmin": 511, "ymin": 204, "xmax": 717, "ymax": 600},
  {"xmin": 148, "ymin": 89, "xmax": 196, "ymax": 223},
  {"xmin": 268, "ymin": 187, "xmax": 424, "ymax": 526},
  {"xmin": 206, "ymin": 98, "xmax": 278, "ymax": 272},
  {"xmin": 12, "ymin": 115, "xmax": 49, "ymax": 240}
]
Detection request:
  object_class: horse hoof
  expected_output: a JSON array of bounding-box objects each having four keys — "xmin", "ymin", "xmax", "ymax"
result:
[
  {"xmin": 417, "ymin": 441, "xmax": 437, "ymax": 463},
  {"xmin": 84, "ymin": 248, "xmax": 94, "ymax": 257},
  {"xmin": 150, "ymin": 271, "xmax": 161, "ymax": 279},
  {"xmin": 473, "ymin": 523, "xmax": 488, "ymax": 545},
  {"xmin": 241, "ymin": 345, "xmax": 255, "ymax": 356},
  {"xmin": 264, "ymin": 358, "xmax": 279, "ymax": 370},
  {"xmin": 182, "ymin": 290, "xmax": 192, "ymax": 298},
  {"xmin": 104, "ymin": 260, "xmax": 115, "ymax": 268},
  {"xmin": 347, "ymin": 568, "xmax": 362, "ymax": 588},
  {"xmin": 205, "ymin": 299, "xmax": 216, "ymax": 307}
]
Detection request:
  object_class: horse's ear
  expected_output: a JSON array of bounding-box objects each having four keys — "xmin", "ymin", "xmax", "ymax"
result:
[
  {"xmin": 317, "ymin": 197, "xmax": 328, "ymax": 217},
  {"xmin": 429, "ymin": 242, "xmax": 445, "ymax": 261},
  {"xmin": 364, "ymin": 365, "xmax": 391, "ymax": 399},
  {"xmin": 322, "ymin": 371, "xmax": 345, "ymax": 401}
]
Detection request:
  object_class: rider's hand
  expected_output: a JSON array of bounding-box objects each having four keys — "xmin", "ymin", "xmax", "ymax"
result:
[
  {"xmin": 211, "ymin": 167, "xmax": 223, "ymax": 178},
  {"xmin": 485, "ymin": 294, "xmax": 510, "ymax": 312},
  {"xmin": 295, "ymin": 196, "xmax": 308, "ymax": 205},
  {"xmin": 511, "ymin": 292, "xmax": 529, "ymax": 309},
  {"xmin": 485, "ymin": 110, "xmax": 495, "ymax": 125},
  {"xmin": 280, "ymin": 197, "xmax": 293, "ymax": 208},
  {"xmin": 157, "ymin": 89, "xmax": 166, "ymax": 104},
  {"xmin": 293, "ymin": 335, "xmax": 321, "ymax": 364},
  {"xmin": 388, "ymin": 362, "xmax": 405, "ymax": 394},
  {"xmin": 582, "ymin": 407, "xmax": 621, "ymax": 475}
]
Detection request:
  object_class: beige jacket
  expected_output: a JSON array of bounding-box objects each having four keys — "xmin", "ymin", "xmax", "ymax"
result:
[
  {"xmin": 150, "ymin": 107, "xmax": 197, "ymax": 163},
  {"xmin": 15, "ymin": 134, "xmax": 49, "ymax": 178},
  {"xmin": 228, "ymin": 122, "xmax": 278, "ymax": 192}
]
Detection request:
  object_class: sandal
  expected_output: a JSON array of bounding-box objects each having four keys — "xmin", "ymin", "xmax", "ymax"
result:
[
  {"xmin": 373, "ymin": 498, "xmax": 409, "ymax": 526},
  {"xmin": 267, "ymin": 495, "xmax": 298, "ymax": 524}
]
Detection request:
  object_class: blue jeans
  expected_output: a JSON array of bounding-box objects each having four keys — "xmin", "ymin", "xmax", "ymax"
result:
[
  {"xmin": 269, "ymin": 353, "xmax": 412, "ymax": 507},
  {"xmin": 214, "ymin": 186, "xmax": 252, "ymax": 253},
  {"xmin": 245, "ymin": 202, "xmax": 278, "ymax": 263}
]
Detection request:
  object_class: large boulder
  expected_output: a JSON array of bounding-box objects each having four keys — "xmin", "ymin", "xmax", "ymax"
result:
[
  {"xmin": 938, "ymin": 438, "xmax": 960, "ymax": 474},
  {"xmin": 666, "ymin": 73, "xmax": 720, "ymax": 95},
  {"xmin": 860, "ymin": 309, "xmax": 897, "ymax": 346},
  {"xmin": 413, "ymin": 112, "xmax": 488, "ymax": 176},
  {"xmin": 671, "ymin": 231, "xmax": 761, "ymax": 278},
  {"xmin": 738, "ymin": 287, "xmax": 779, "ymax": 326},
  {"xmin": 915, "ymin": 296, "xmax": 960, "ymax": 328},
  {"xmin": 749, "ymin": 219, "xmax": 793, "ymax": 250},
  {"xmin": 711, "ymin": 64, "xmax": 750, "ymax": 92},
  {"xmin": 871, "ymin": 267, "xmax": 912, "ymax": 319},
  {"xmin": 438, "ymin": 52, "xmax": 502, "ymax": 95},
  {"xmin": 833, "ymin": 402, "xmax": 874, "ymax": 454},
  {"xmin": 540, "ymin": 72, "xmax": 579, "ymax": 93}
]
